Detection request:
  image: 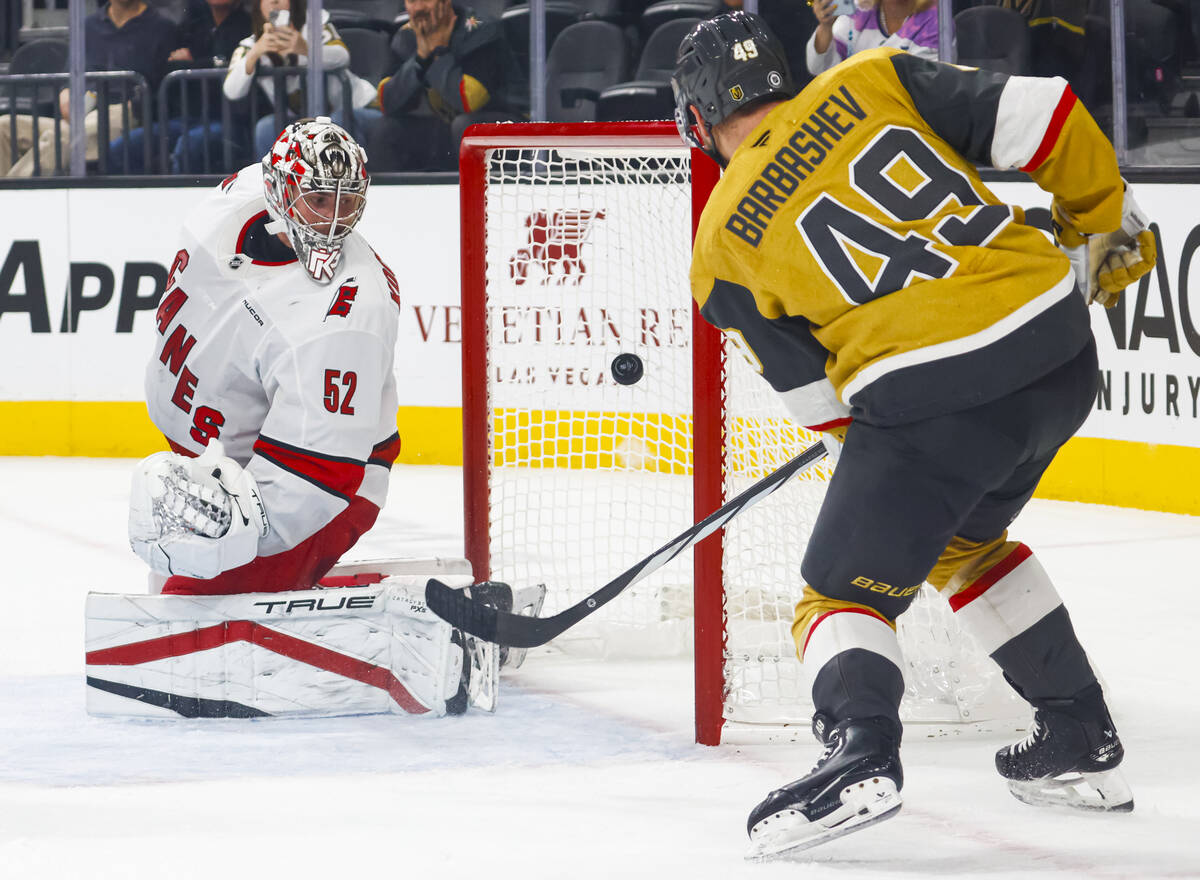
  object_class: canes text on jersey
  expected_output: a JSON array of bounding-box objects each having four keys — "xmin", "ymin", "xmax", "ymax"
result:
[
  {"xmin": 726, "ymin": 85, "xmax": 867, "ymax": 248},
  {"xmin": 153, "ymin": 249, "xmax": 226, "ymax": 445}
]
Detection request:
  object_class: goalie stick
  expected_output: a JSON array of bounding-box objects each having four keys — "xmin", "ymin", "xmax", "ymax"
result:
[{"xmin": 425, "ymin": 439, "xmax": 830, "ymax": 648}]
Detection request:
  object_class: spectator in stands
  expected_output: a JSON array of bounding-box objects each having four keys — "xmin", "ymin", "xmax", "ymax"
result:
[
  {"xmin": 172, "ymin": 0, "xmax": 254, "ymax": 67},
  {"xmin": 805, "ymin": 0, "xmax": 941, "ymax": 76},
  {"xmin": 367, "ymin": 0, "xmax": 521, "ymax": 171},
  {"xmin": 171, "ymin": 0, "xmax": 257, "ymax": 171},
  {"xmin": 109, "ymin": 0, "xmax": 254, "ymax": 173},
  {"xmin": 223, "ymin": 0, "xmax": 377, "ymax": 160},
  {"xmin": 0, "ymin": 0, "xmax": 176, "ymax": 176}
]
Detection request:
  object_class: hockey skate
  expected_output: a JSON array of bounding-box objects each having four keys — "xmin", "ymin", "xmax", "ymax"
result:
[
  {"xmin": 996, "ymin": 684, "xmax": 1133, "ymax": 813},
  {"xmin": 746, "ymin": 715, "xmax": 903, "ymax": 861}
]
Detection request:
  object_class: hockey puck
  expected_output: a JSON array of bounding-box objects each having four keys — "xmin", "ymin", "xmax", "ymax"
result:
[{"xmin": 611, "ymin": 353, "xmax": 644, "ymax": 385}]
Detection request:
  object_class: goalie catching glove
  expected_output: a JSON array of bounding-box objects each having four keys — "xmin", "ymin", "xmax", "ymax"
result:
[
  {"xmin": 129, "ymin": 439, "xmax": 270, "ymax": 579},
  {"xmin": 1053, "ymin": 184, "xmax": 1156, "ymax": 308}
]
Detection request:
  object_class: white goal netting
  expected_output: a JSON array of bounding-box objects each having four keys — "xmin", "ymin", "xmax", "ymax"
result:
[{"xmin": 467, "ymin": 134, "xmax": 1024, "ymax": 742}]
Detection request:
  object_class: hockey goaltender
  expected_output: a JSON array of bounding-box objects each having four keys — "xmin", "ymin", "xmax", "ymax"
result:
[{"xmin": 84, "ymin": 117, "xmax": 541, "ymax": 721}]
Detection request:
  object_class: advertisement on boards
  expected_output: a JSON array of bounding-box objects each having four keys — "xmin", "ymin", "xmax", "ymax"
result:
[
  {"xmin": 1, "ymin": 179, "xmax": 1199, "ymax": 458},
  {"xmin": 0, "ymin": 183, "xmax": 464, "ymax": 408},
  {"xmin": 990, "ymin": 181, "xmax": 1200, "ymax": 449}
]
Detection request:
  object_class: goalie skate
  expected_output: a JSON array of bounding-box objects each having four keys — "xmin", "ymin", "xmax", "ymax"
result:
[
  {"xmin": 746, "ymin": 717, "xmax": 903, "ymax": 861},
  {"xmin": 996, "ymin": 683, "xmax": 1133, "ymax": 813}
]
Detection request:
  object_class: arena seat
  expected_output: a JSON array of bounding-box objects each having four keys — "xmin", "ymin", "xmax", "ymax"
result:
[
  {"xmin": 596, "ymin": 17, "xmax": 700, "ymax": 122},
  {"xmin": 954, "ymin": 5, "xmax": 1032, "ymax": 76},
  {"xmin": 545, "ymin": 19, "xmax": 629, "ymax": 122}
]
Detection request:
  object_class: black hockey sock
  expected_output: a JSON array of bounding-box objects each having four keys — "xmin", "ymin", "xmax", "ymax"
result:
[
  {"xmin": 990, "ymin": 605, "xmax": 1098, "ymax": 701},
  {"xmin": 810, "ymin": 648, "xmax": 905, "ymax": 736}
]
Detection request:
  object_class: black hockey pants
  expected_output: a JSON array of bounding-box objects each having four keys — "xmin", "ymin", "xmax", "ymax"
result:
[{"xmin": 801, "ymin": 337, "xmax": 1100, "ymax": 622}]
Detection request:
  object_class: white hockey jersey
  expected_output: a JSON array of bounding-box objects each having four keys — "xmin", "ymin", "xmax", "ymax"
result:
[{"xmin": 145, "ymin": 165, "xmax": 401, "ymax": 584}]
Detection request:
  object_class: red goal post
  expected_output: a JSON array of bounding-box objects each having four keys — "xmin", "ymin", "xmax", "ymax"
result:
[
  {"xmin": 458, "ymin": 121, "xmax": 1023, "ymax": 746},
  {"xmin": 460, "ymin": 121, "xmax": 733, "ymax": 743}
]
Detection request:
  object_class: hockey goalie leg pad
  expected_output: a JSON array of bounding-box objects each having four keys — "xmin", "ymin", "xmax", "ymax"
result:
[
  {"xmin": 318, "ymin": 559, "xmax": 501, "ymax": 711},
  {"xmin": 319, "ymin": 556, "xmax": 474, "ymax": 586},
  {"xmin": 85, "ymin": 570, "xmax": 490, "ymax": 719},
  {"xmin": 374, "ymin": 569, "xmax": 501, "ymax": 714}
]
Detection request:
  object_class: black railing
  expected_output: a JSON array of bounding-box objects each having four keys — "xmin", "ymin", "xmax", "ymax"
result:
[
  {"xmin": 1, "ymin": 70, "xmax": 150, "ymax": 175},
  {"xmin": 156, "ymin": 66, "xmax": 357, "ymax": 175},
  {"xmin": 0, "ymin": 66, "xmax": 358, "ymax": 176},
  {"xmin": 156, "ymin": 68, "xmax": 237, "ymax": 175}
]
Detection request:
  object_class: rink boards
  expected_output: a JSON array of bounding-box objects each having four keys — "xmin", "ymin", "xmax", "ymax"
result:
[{"xmin": 0, "ymin": 180, "xmax": 1197, "ymax": 513}]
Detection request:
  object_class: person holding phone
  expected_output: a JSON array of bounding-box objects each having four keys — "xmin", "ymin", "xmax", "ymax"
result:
[
  {"xmin": 223, "ymin": 0, "xmax": 376, "ymax": 157},
  {"xmin": 806, "ymin": 0, "xmax": 942, "ymax": 75}
]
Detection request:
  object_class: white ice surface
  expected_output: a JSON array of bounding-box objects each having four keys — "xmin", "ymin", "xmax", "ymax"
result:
[{"xmin": 1, "ymin": 459, "xmax": 1199, "ymax": 879}]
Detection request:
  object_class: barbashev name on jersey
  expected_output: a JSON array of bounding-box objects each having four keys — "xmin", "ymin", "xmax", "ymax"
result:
[{"xmin": 726, "ymin": 85, "xmax": 867, "ymax": 248}]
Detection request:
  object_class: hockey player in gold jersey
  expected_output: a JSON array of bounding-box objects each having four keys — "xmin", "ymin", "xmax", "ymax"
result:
[{"xmin": 672, "ymin": 11, "xmax": 1155, "ymax": 860}]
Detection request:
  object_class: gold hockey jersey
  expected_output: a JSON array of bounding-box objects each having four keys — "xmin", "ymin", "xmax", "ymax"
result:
[{"xmin": 690, "ymin": 48, "xmax": 1124, "ymax": 427}]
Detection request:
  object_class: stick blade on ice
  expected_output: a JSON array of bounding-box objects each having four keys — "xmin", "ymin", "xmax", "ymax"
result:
[{"xmin": 425, "ymin": 579, "xmax": 501, "ymax": 643}]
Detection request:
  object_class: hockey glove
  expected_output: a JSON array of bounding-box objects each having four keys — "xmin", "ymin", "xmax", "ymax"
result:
[
  {"xmin": 1053, "ymin": 185, "xmax": 1156, "ymax": 308},
  {"xmin": 129, "ymin": 439, "xmax": 270, "ymax": 579}
]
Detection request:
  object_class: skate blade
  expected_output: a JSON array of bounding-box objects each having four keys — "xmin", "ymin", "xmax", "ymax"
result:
[
  {"xmin": 1007, "ymin": 767, "xmax": 1134, "ymax": 813},
  {"xmin": 746, "ymin": 776, "xmax": 902, "ymax": 861}
]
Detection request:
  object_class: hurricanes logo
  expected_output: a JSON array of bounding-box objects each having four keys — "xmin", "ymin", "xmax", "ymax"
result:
[
  {"xmin": 768, "ymin": 71, "xmax": 783, "ymax": 88},
  {"xmin": 326, "ymin": 280, "xmax": 358, "ymax": 318},
  {"xmin": 729, "ymin": 85, "xmax": 745, "ymax": 101},
  {"xmin": 509, "ymin": 209, "xmax": 606, "ymax": 286}
]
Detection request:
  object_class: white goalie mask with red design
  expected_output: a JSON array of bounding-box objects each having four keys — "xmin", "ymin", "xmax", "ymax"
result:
[{"xmin": 262, "ymin": 116, "xmax": 370, "ymax": 283}]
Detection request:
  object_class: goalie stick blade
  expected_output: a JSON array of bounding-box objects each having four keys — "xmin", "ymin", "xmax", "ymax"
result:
[{"xmin": 425, "ymin": 579, "xmax": 501, "ymax": 642}]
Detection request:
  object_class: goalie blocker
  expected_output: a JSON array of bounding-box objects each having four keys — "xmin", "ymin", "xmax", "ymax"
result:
[{"xmin": 86, "ymin": 558, "xmax": 545, "ymax": 719}]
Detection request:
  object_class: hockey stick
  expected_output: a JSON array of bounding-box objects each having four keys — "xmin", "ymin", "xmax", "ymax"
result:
[{"xmin": 425, "ymin": 439, "xmax": 830, "ymax": 648}]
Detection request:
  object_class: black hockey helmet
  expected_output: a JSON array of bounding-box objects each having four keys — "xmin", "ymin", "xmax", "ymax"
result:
[{"xmin": 671, "ymin": 11, "xmax": 796, "ymax": 164}]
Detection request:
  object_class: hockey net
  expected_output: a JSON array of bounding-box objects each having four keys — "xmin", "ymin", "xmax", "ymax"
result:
[{"xmin": 459, "ymin": 122, "xmax": 1024, "ymax": 744}]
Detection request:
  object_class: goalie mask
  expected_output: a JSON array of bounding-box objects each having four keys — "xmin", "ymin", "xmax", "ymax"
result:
[
  {"xmin": 262, "ymin": 116, "xmax": 370, "ymax": 284},
  {"xmin": 671, "ymin": 11, "xmax": 796, "ymax": 165}
]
